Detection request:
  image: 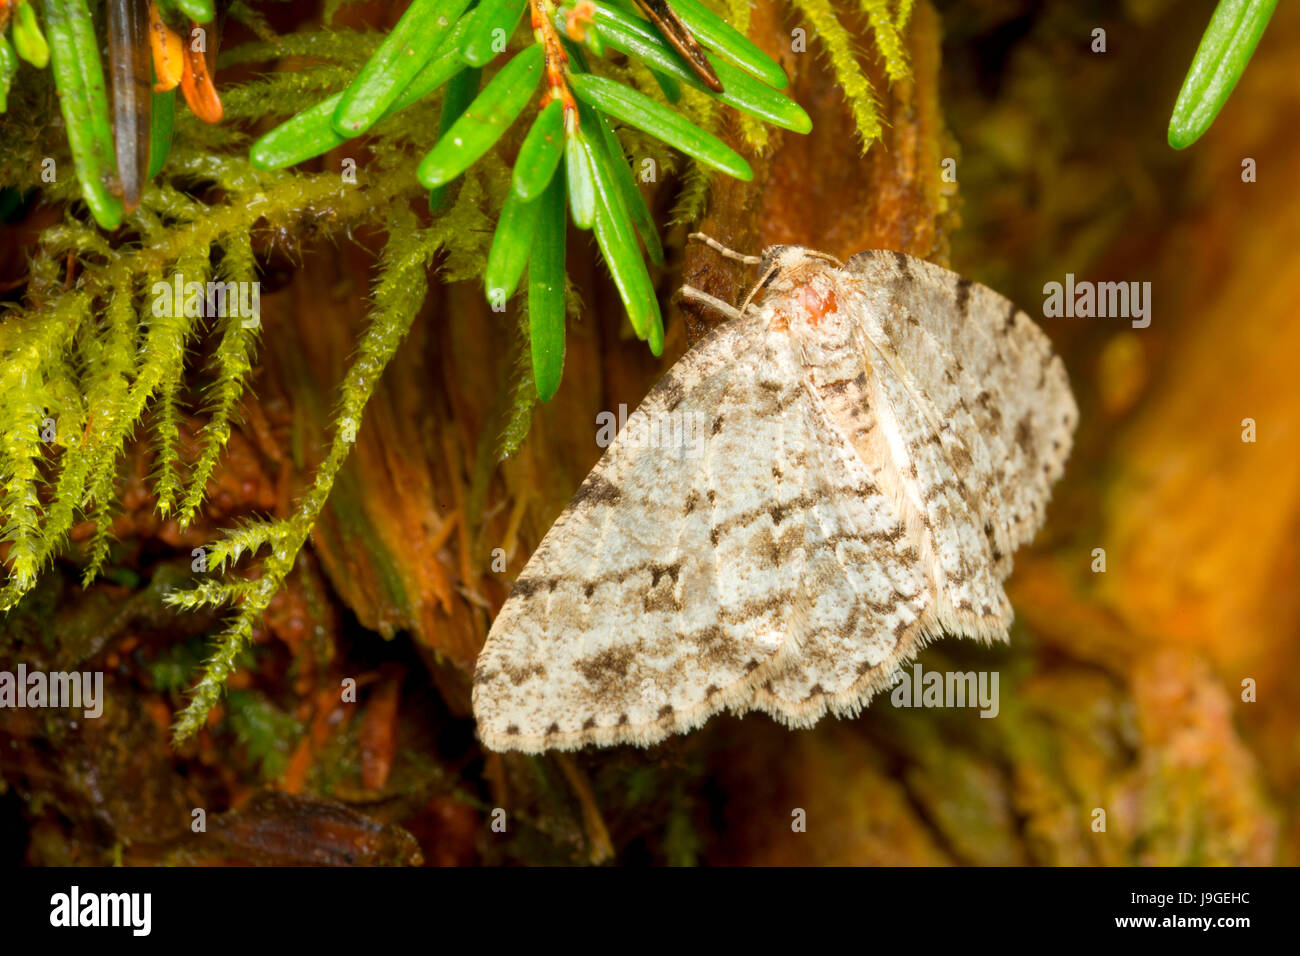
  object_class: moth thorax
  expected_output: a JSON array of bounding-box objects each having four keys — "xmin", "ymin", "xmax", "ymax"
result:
[
  {"xmin": 788, "ymin": 281, "xmax": 854, "ymax": 344},
  {"xmin": 804, "ymin": 333, "xmax": 865, "ymax": 390}
]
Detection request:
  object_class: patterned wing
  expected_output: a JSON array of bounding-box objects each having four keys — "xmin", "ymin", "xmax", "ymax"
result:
[
  {"xmin": 475, "ymin": 315, "xmax": 816, "ymax": 752},
  {"xmin": 751, "ymin": 371, "xmax": 937, "ymax": 725},
  {"xmin": 843, "ymin": 251, "xmax": 1078, "ymax": 560}
]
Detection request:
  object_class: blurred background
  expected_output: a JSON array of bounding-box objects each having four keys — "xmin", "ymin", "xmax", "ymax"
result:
[{"xmin": 0, "ymin": 0, "xmax": 1295, "ymax": 865}]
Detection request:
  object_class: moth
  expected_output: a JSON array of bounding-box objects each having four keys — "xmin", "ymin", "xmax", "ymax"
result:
[{"xmin": 473, "ymin": 238, "xmax": 1077, "ymax": 753}]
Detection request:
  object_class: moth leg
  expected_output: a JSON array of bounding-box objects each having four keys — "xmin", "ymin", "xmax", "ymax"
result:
[
  {"xmin": 685, "ymin": 233, "xmax": 786, "ymax": 317},
  {"xmin": 687, "ymin": 231, "xmax": 763, "ymax": 265},
  {"xmin": 678, "ymin": 284, "xmax": 748, "ymax": 322}
]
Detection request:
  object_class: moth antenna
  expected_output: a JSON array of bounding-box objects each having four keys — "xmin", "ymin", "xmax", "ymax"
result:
[
  {"xmin": 688, "ymin": 232, "xmax": 762, "ymax": 266},
  {"xmin": 738, "ymin": 263, "xmax": 781, "ymax": 316},
  {"xmin": 807, "ymin": 250, "xmax": 844, "ymax": 268},
  {"xmin": 679, "ymin": 284, "xmax": 748, "ymax": 322}
]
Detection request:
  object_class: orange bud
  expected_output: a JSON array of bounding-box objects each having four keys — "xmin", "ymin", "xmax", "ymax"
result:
[
  {"xmin": 148, "ymin": 2, "xmax": 184, "ymax": 92},
  {"xmin": 179, "ymin": 25, "xmax": 222, "ymax": 124},
  {"xmin": 565, "ymin": 1, "xmax": 597, "ymax": 42}
]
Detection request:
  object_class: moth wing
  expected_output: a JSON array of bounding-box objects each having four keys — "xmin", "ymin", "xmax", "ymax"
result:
[
  {"xmin": 474, "ymin": 315, "xmax": 817, "ymax": 752},
  {"xmin": 751, "ymin": 379, "xmax": 937, "ymax": 724},
  {"xmin": 860, "ymin": 333, "xmax": 1015, "ymax": 637},
  {"xmin": 843, "ymin": 251, "xmax": 1078, "ymax": 559}
]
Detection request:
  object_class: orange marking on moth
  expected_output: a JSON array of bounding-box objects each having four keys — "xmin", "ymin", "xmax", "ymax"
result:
[{"xmin": 798, "ymin": 284, "xmax": 838, "ymax": 326}]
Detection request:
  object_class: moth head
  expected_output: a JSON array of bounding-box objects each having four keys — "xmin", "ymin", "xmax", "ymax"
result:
[
  {"xmin": 753, "ymin": 245, "xmax": 843, "ymax": 303},
  {"xmin": 743, "ymin": 246, "xmax": 846, "ymax": 333}
]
